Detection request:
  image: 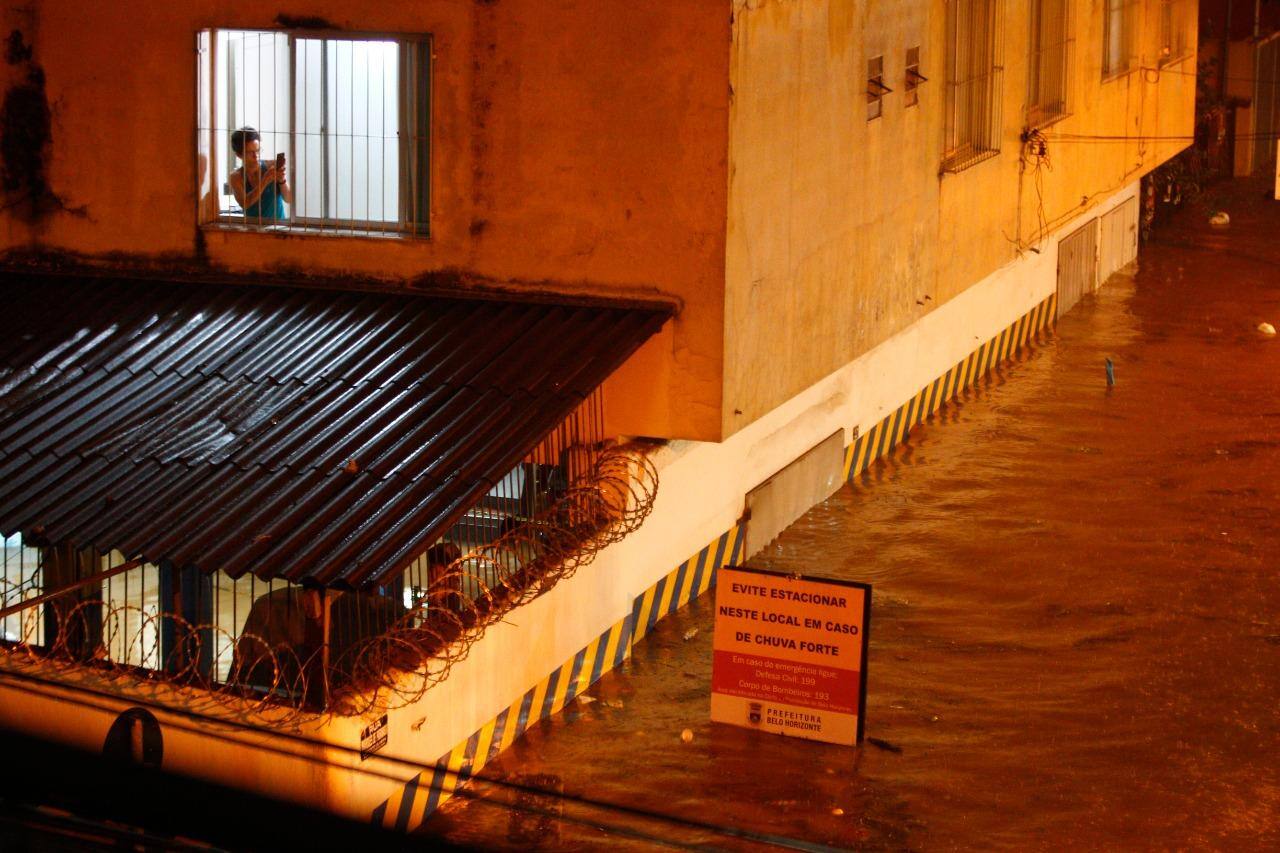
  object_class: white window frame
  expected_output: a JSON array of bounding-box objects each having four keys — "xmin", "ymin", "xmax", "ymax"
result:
[{"xmin": 196, "ymin": 28, "xmax": 432, "ymax": 237}]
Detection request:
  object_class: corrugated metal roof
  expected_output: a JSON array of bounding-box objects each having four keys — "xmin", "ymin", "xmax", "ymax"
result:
[{"xmin": 0, "ymin": 274, "xmax": 670, "ymax": 588}]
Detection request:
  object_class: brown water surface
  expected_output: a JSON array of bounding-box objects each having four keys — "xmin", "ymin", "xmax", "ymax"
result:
[{"xmin": 429, "ymin": 186, "xmax": 1280, "ymax": 850}]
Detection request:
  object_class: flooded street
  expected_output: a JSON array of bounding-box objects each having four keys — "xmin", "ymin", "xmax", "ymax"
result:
[{"xmin": 429, "ymin": 185, "xmax": 1280, "ymax": 851}]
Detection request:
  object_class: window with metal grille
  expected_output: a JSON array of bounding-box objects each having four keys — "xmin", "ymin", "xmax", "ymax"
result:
[
  {"xmin": 942, "ymin": 0, "xmax": 1004, "ymax": 173},
  {"xmin": 196, "ymin": 29, "xmax": 431, "ymax": 236},
  {"xmin": 1027, "ymin": 0, "xmax": 1073, "ymax": 128},
  {"xmin": 1159, "ymin": 0, "xmax": 1192, "ymax": 65},
  {"xmin": 1102, "ymin": 0, "xmax": 1137, "ymax": 78},
  {"xmin": 1, "ymin": 533, "xmax": 42, "ymax": 646},
  {"xmin": 904, "ymin": 46, "xmax": 924, "ymax": 108},
  {"xmin": 867, "ymin": 55, "xmax": 889, "ymax": 121},
  {"xmin": 100, "ymin": 553, "xmax": 163, "ymax": 670}
]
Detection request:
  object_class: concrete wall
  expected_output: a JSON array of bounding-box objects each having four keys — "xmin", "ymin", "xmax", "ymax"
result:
[
  {"xmin": 0, "ymin": 180, "xmax": 1139, "ymax": 830},
  {"xmin": 725, "ymin": 0, "xmax": 938, "ymax": 437},
  {"xmin": 0, "ymin": 0, "xmax": 1197, "ymax": 444},
  {"xmin": 723, "ymin": 0, "xmax": 1196, "ymax": 437},
  {"xmin": 0, "ymin": 0, "xmax": 730, "ymax": 441},
  {"xmin": 365, "ymin": 180, "xmax": 1140, "ymax": 828}
]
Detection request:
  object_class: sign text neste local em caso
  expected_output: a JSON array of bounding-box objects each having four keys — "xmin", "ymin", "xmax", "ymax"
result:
[{"xmin": 711, "ymin": 566, "xmax": 870, "ymax": 745}]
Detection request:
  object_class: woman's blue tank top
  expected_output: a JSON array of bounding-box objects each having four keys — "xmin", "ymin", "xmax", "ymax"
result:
[{"xmin": 244, "ymin": 172, "xmax": 286, "ymax": 222}]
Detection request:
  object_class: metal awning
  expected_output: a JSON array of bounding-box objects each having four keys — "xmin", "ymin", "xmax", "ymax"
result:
[{"xmin": 0, "ymin": 274, "xmax": 671, "ymax": 588}]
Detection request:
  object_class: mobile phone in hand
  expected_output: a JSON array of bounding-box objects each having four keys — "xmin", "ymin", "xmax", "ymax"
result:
[{"xmin": 276, "ymin": 152, "xmax": 286, "ymax": 169}]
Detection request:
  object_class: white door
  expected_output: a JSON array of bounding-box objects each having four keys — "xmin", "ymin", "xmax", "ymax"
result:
[{"xmin": 1057, "ymin": 219, "xmax": 1099, "ymax": 318}]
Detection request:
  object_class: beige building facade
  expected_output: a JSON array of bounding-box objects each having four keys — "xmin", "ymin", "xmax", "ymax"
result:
[{"xmin": 0, "ymin": 0, "xmax": 1194, "ymax": 831}]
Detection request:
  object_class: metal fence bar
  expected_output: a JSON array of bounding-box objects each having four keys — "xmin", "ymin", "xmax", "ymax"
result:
[
  {"xmin": 942, "ymin": 0, "xmax": 1004, "ymax": 172},
  {"xmin": 0, "ymin": 557, "xmax": 141, "ymax": 622},
  {"xmin": 196, "ymin": 29, "xmax": 426, "ymax": 236},
  {"xmin": 1028, "ymin": 0, "xmax": 1074, "ymax": 129}
]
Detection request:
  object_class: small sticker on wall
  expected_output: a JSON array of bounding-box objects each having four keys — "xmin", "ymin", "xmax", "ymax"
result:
[{"xmin": 361, "ymin": 714, "xmax": 389, "ymax": 760}]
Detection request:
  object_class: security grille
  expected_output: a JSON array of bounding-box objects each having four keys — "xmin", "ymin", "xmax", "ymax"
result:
[
  {"xmin": 1159, "ymin": 0, "xmax": 1193, "ymax": 65},
  {"xmin": 942, "ymin": 0, "xmax": 1004, "ymax": 172},
  {"xmin": 196, "ymin": 28, "xmax": 431, "ymax": 236},
  {"xmin": 0, "ymin": 388, "xmax": 625, "ymax": 710},
  {"xmin": 1, "ymin": 534, "xmax": 42, "ymax": 646},
  {"xmin": 1027, "ymin": 0, "xmax": 1073, "ymax": 128},
  {"xmin": 1102, "ymin": 0, "xmax": 1138, "ymax": 78}
]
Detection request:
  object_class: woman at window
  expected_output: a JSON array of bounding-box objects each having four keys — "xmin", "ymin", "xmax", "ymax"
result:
[{"xmin": 228, "ymin": 126, "xmax": 292, "ymax": 223}]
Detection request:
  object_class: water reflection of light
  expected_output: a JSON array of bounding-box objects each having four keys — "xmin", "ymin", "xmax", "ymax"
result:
[{"xmin": 430, "ymin": 194, "xmax": 1280, "ymax": 850}]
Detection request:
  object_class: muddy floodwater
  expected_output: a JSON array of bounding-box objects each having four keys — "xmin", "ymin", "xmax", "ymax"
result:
[{"xmin": 430, "ymin": 187, "xmax": 1280, "ymax": 851}]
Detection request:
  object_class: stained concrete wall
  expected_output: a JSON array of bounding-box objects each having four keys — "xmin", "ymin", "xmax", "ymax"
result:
[
  {"xmin": 723, "ymin": 0, "xmax": 1196, "ymax": 437},
  {"xmin": 0, "ymin": 1, "xmax": 1197, "ymax": 445},
  {"xmin": 0, "ymin": 179, "xmax": 1143, "ymax": 833},
  {"xmin": 725, "ymin": 0, "xmax": 939, "ymax": 438},
  {"xmin": 367, "ymin": 180, "xmax": 1140, "ymax": 827},
  {"xmin": 0, "ymin": 0, "xmax": 730, "ymax": 442}
]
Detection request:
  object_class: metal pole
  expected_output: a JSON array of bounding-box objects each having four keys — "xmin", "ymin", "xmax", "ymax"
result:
[{"xmin": 0, "ymin": 558, "xmax": 143, "ymax": 622}]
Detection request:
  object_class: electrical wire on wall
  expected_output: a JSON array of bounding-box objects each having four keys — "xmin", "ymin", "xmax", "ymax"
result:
[{"xmin": 1022, "ymin": 128, "xmax": 1053, "ymax": 254}]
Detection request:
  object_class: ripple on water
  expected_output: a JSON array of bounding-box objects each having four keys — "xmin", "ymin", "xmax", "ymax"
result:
[{"xmin": 430, "ymin": 193, "xmax": 1280, "ymax": 851}]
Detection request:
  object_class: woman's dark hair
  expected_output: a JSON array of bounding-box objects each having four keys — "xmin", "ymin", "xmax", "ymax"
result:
[{"xmin": 230, "ymin": 126, "xmax": 260, "ymax": 157}]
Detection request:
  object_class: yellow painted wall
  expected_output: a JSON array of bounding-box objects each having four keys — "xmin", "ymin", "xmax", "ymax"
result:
[
  {"xmin": 0, "ymin": 1, "xmax": 730, "ymax": 441},
  {"xmin": 725, "ymin": 0, "xmax": 939, "ymax": 437},
  {"xmin": 724, "ymin": 0, "xmax": 1196, "ymax": 435},
  {"xmin": 0, "ymin": 1, "xmax": 1198, "ymax": 443}
]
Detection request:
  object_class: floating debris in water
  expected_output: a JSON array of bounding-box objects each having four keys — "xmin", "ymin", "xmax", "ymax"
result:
[
  {"xmin": 867, "ymin": 737, "xmax": 904, "ymax": 754},
  {"xmin": 1259, "ymin": 322, "xmax": 1276, "ymax": 336},
  {"xmin": 577, "ymin": 694, "xmax": 596, "ymax": 705},
  {"xmin": 1209, "ymin": 211, "xmax": 1230, "ymax": 227},
  {"xmin": 682, "ymin": 628, "xmax": 699, "ymax": 641},
  {"xmin": 1105, "ymin": 358, "xmax": 1116, "ymax": 386},
  {"xmin": 680, "ymin": 729, "xmax": 694, "ymax": 743}
]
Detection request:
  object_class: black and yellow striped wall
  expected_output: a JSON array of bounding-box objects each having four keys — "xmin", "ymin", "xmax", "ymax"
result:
[
  {"xmin": 370, "ymin": 292, "xmax": 1057, "ymax": 830},
  {"xmin": 844, "ymin": 292, "xmax": 1057, "ymax": 481},
  {"xmin": 372, "ymin": 525, "xmax": 745, "ymax": 831}
]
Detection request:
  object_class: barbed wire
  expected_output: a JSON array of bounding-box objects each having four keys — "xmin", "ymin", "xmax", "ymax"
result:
[{"xmin": 0, "ymin": 442, "xmax": 660, "ymax": 726}]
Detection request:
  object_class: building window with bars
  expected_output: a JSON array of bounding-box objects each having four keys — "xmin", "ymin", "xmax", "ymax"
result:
[
  {"xmin": 867, "ymin": 55, "xmax": 890, "ymax": 121},
  {"xmin": 1, "ymin": 533, "xmax": 42, "ymax": 647},
  {"xmin": 1102, "ymin": 0, "xmax": 1136, "ymax": 78},
  {"xmin": 942, "ymin": 0, "xmax": 1004, "ymax": 173},
  {"xmin": 904, "ymin": 47, "xmax": 924, "ymax": 108},
  {"xmin": 197, "ymin": 29, "xmax": 431, "ymax": 236},
  {"xmin": 1159, "ymin": 0, "xmax": 1192, "ymax": 65},
  {"xmin": 1027, "ymin": 0, "xmax": 1073, "ymax": 128}
]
